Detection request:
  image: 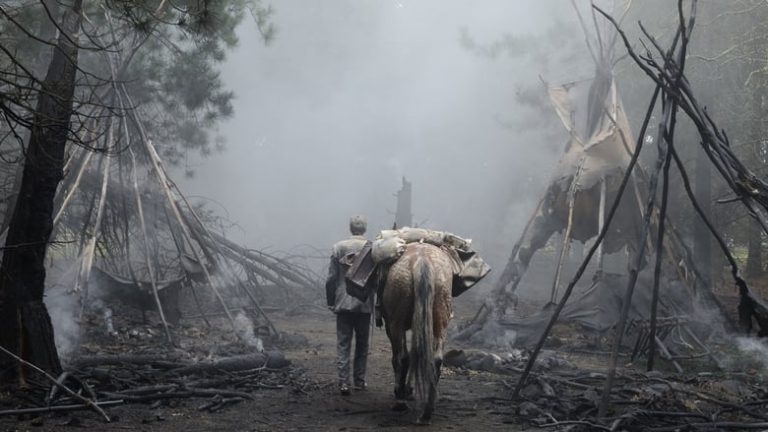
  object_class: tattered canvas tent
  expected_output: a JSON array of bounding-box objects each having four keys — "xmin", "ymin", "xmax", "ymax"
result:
[
  {"xmin": 465, "ymin": 5, "xmax": 732, "ymax": 348},
  {"xmin": 473, "ymin": 67, "xmax": 648, "ymax": 327}
]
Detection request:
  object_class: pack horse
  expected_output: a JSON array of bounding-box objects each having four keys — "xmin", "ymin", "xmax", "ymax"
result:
[
  {"xmin": 344, "ymin": 227, "xmax": 490, "ymax": 424},
  {"xmin": 382, "ymin": 243, "xmax": 455, "ymax": 424}
]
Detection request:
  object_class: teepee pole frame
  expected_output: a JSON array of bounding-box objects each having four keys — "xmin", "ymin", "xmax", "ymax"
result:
[
  {"xmin": 598, "ymin": 90, "xmax": 675, "ymax": 417},
  {"xmin": 596, "ymin": 179, "xmax": 607, "ymax": 270},
  {"xmin": 647, "ymin": 136, "xmax": 673, "ymax": 372},
  {"xmin": 550, "ymin": 164, "xmax": 582, "ymax": 304},
  {"xmin": 512, "ymin": 84, "xmax": 662, "ymax": 400},
  {"xmin": 121, "ymin": 87, "xmax": 241, "ymax": 340}
]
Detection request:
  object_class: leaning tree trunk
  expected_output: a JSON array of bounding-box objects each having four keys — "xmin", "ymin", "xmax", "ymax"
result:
[{"xmin": 0, "ymin": 0, "xmax": 83, "ymax": 383}]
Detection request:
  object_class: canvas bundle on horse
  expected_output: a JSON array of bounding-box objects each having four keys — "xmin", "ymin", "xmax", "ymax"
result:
[
  {"xmin": 344, "ymin": 228, "xmax": 490, "ymax": 424},
  {"xmin": 344, "ymin": 227, "xmax": 490, "ymax": 302}
]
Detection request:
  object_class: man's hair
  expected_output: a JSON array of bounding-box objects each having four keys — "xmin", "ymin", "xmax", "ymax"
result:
[{"xmin": 349, "ymin": 215, "xmax": 367, "ymax": 235}]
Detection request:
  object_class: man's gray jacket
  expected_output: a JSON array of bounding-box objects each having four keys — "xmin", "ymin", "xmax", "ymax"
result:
[{"xmin": 325, "ymin": 235, "xmax": 373, "ymax": 314}]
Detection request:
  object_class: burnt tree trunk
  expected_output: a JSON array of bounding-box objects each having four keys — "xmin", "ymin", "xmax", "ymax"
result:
[
  {"xmin": 395, "ymin": 176, "xmax": 412, "ymax": 228},
  {"xmin": 0, "ymin": 0, "xmax": 60, "ymax": 237},
  {"xmin": 0, "ymin": 0, "xmax": 83, "ymax": 383}
]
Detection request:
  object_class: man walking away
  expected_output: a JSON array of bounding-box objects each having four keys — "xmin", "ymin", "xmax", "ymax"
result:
[{"xmin": 325, "ymin": 215, "xmax": 373, "ymax": 395}]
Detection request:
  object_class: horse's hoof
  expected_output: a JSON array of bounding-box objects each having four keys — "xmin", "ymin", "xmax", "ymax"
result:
[
  {"xmin": 394, "ymin": 387, "xmax": 415, "ymax": 401},
  {"xmin": 392, "ymin": 401, "xmax": 409, "ymax": 412},
  {"xmin": 415, "ymin": 417, "xmax": 431, "ymax": 426},
  {"xmin": 397, "ymin": 385, "xmax": 415, "ymax": 401}
]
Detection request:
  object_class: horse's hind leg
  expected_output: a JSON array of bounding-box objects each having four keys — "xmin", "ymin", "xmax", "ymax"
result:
[
  {"xmin": 387, "ymin": 328, "xmax": 410, "ymax": 411},
  {"xmin": 395, "ymin": 351, "xmax": 412, "ymax": 400},
  {"xmin": 434, "ymin": 336, "xmax": 445, "ymax": 381}
]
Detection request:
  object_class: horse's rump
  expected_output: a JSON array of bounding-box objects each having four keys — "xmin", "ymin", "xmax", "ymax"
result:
[
  {"xmin": 382, "ymin": 243, "xmax": 453, "ymax": 332},
  {"xmin": 382, "ymin": 243, "xmax": 453, "ymax": 421}
]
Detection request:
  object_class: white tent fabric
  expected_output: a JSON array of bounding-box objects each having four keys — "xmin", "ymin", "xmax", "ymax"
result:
[{"xmin": 548, "ymin": 79, "xmax": 634, "ymax": 191}]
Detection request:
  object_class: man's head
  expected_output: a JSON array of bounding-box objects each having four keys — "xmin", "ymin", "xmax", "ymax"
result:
[{"xmin": 349, "ymin": 215, "xmax": 367, "ymax": 235}]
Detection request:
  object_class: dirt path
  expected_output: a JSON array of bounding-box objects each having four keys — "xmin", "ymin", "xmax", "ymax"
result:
[
  {"xmin": 247, "ymin": 312, "xmax": 521, "ymax": 431},
  {"xmin": 2, "ymin": 309, "xmax": 523, "ymax": 432}
]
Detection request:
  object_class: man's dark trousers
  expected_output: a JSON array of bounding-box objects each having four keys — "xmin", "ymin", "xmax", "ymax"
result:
[{"xmin": 336, "ymin": 311, "xmax": 371, "ymax": 387}]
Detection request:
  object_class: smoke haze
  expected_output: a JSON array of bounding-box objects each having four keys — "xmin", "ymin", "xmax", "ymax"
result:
[{"xmin": 177, "ymin": 0, "xmax": 586, "ymax": 270}]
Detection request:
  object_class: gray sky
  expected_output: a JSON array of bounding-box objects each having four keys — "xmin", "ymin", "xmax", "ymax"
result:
[{"xmin": 176, "ymin": 0, "xmax": 584, "ymax": 267}]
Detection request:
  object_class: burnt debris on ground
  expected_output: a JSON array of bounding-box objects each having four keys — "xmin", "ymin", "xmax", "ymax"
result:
[
  {"xmin": 443, "ymin": 341, "xmax": 768, "ymax": 431},
  {"xmin": 0, "ymin": 309, "xmax": 321, "ymax": 425}
]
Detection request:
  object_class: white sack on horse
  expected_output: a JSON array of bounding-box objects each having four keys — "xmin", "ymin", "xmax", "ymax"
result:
[
  {"xmin": 378, "ymin": 227, "xmax": 472, "ymax": 250},
  {"xmin": 371, "ymin": 236, "xmax": 406, "ymax": 264}
]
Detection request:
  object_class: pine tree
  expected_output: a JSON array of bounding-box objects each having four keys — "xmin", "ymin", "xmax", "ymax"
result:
[{"xmin": 0, "ymin": 0, "xmax": 274, "ymax": 384}]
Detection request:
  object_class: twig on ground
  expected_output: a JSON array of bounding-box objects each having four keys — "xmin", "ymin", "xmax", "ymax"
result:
[{"xmin": 0, "ymin": 345, "xmax": 112, "ymax": 422}]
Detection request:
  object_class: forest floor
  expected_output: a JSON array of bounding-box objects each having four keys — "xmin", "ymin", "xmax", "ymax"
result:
[
  {"xmin": 0, "ymin": 300, "xmax": 526, "ymax": 432},
  {"xmin": 3, "ymin": 284, "xmax": 763, "ymax": 432}
]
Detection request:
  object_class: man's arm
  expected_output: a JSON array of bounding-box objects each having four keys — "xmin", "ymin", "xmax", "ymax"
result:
[{"xmin": 325, "ymin": 255, "xmax": 339, "ymax": 308}]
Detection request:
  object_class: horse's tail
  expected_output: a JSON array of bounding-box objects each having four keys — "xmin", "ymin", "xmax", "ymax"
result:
[{"xmin": 410, "ymin": 254, "xmax": 436, "ymax": 400}]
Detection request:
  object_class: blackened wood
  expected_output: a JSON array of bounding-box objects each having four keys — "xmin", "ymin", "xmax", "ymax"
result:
[
  {"xmin": 599, "ymin": 96, "xmax": 671, "ymax": 417},
  {"xmin": 671, "ymin": 145, "xmax": 768, "ymax": 335},
  {"xmin": 0, "ymin": 400, "xmax": 123, "ymax": 417},
  {"xmin": 648, "ymin": 108, "xmax": 675, "ymax": 372},
  {"xmin": 0, "ymin": 0, "xmax": 84, "ymax": 383},
  {"xmin": 599, "ymin": 0, "xmax": 692, "ymax": 405}
]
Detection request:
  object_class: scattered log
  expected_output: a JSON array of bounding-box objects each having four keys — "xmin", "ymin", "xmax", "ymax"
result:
[
  {"xmin": 70, "ymin": 353, "xmax": 185, "ymax": 368},
  {"xmin": 172, "ymin": 352, "xmax": 290, "ymax": 374},
  {"xmin": 71, "ymin": 351, "xmax": 289, "ymax": 372},
  {"xmin": 0, "ymin": 400, "xmax": 124, "ymax": 417},
  {"xmin": 102, "ymin": 387, "xmax": 254, "ymax": 403}
]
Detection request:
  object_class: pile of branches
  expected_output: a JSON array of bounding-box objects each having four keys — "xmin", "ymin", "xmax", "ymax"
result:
[
  {"xmin": 509, "ymin": 369, "xmax": 768, "ymax": 431},
  {"xmin": 595, "ymin": 0, "xmax": 768, "ymax": 336},
  {"xmin": 0, "ymin": 351, "xmax": 318, "ymax": 423},
  {"xmin": 444, "ymin": 348, "xmax": 768, "ymax": 431}
]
